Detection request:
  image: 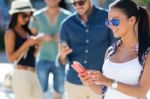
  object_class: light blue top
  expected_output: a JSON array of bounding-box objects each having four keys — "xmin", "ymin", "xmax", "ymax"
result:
[{"xmin": 29, "ymin": 7, "xmax": 71, "ymax": 61}]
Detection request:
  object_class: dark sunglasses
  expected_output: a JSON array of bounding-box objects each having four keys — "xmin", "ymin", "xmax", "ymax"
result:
[
  {"xmin": 71, "ymin": 0, "xmax": 87, "ymax": 6},
  {"xmin": 105, "ymin": 18, "xmax": 120, "ymax": 28},
  {"xmin": 21, "ymin": 13, "xmax": 32, "ymax": 19}
]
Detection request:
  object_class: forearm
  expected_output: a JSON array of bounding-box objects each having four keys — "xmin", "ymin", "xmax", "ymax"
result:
[
  {"xmin": 116, "ymin": 83, "xmax": 147, "ymax": 98},
  {"xmin": 86, "ymin": 70, "xmax": 148, "ymax": 98},
  {"xmin": 11, "ymin": 42, "xmax": 30, "ymax": 61},
  {"xmin": 58, "ymin": 56, "xmax": 68, "ymax": 65},
  {"xmin": 104, "ymin": 80, "xmax": 147, "ymax": 98}
]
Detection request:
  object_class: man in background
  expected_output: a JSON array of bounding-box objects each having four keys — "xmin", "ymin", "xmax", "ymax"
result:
[{"xmin": 57, "ymin": 0, "xmax": 115, "ymax": 99}]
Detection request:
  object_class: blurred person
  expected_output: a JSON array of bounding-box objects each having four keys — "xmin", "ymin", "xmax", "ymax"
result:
[
  {"xmin": 5, "ymin": 0, "xmax": 44, "ymax": 99},
  {"xmin": 79, "ymin": 0, "xmax": 150, "ymax": 99},
  {"xmin": 56, "ymin": 0, "xmax": 115, "ymax": 99},
  {"xmin": 29, "ymin": 0, "xmax": 71, "ymax": 99},
  {"xmin": 99, "ymin": 0, "xmax": 115, "ymax": 9},
  {"xmin": 92, "ymin": 0, "xmax": 115, "ymax": 9}
]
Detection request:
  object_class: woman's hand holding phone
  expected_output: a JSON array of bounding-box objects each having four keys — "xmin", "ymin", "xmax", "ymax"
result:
[{"xmin": 71, "ymin": 61, "xmax": 92, "ymax": 85}]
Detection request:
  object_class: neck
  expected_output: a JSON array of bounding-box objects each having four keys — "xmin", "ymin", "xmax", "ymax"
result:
[
  {"xmin": 121, "ymin": 31, "xmax": 138, "ymax": 48},
  {"xmin": 80, "ymin": 15, "xmax": 88, "ymax": 22},
  {"xmin": 15, "ymin": 24, "xmax": 22, "ymax": 29},
  {"xmin": 46, "ymin": 6, "xmax": 60, "ymax": 15}
]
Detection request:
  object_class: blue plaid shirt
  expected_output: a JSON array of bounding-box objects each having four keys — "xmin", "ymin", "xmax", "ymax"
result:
[{"xmin": 57, "ymin": 6, "xmax": 115, "ymax": 85}]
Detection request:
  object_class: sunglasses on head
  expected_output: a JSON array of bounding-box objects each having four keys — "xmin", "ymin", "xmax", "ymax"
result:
[
  {"xmin": 105, "ymin": 18, "xmax": 120, "ymax": 28},
  {"xmin": 71, "ymin": 0, "xmax": 87, "ymax": 6}
]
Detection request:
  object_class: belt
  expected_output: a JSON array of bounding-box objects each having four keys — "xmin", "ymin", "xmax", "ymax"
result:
[{"xmin": 15, "ymin": 65, "xmax": 35, "ymax": 72}]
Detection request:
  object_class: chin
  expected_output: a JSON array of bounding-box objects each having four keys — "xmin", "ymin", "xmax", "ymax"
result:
[
  {"xmin": 77, "ymin": 9, "xmax": 85, "ymax": 15},
  {"xmin": 113, "ymin": 34, "xmax": 120, "ymax": 38}
]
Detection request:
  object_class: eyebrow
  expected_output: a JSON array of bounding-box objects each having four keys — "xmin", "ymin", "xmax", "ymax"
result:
[
  {"xmin": 113, "ymin": 16, "xmax": 120, "ymax": 19},
  {"xmin": 108, "ymin": 16, "xmax": 120, "ymax": 20}
]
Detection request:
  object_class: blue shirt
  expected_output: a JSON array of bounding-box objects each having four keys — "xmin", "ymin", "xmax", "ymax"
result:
[{"xmin": 57, "ymin": 6, "xmax": 115, "ymax": 85}]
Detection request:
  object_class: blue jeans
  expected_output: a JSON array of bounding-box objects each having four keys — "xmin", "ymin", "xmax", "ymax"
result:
[{"xmin": 36, "ymin": 60, "xmax": 65, "ymax": 95}]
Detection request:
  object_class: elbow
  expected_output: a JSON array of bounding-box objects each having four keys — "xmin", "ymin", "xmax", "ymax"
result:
[
  {"xmin": 138, "ymin": 93, "xmax": 147, "ymax": 99},
  {"xmin": 138, "ymin": 91, "xmax": 147, "ymax": 98},
  {"xmin": 136, "ymin": 87, "xmax": 148, "ymax": 98},
  {"xmin": 8, "ymin": 56, "xmax": 17, "ymax": 62}
]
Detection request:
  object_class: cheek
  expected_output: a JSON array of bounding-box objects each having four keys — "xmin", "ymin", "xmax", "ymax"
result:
[
  {"xmin": 120, "ymin": 22, "xmax": 130, "ymax": 32},
  {"xmin": 115, "ymin": 24, "xmax": 128, "ymax": 37},
  {"xmin": 76, "ymin": 7, "xmax": 86, "ymax": 14},
  {"xmin": 110, "ymin": 25, "xmax": 125, "ymax": 38},
  {"xmin": 18, "ymin": 15, "xmax": 22, "ymax": 20},
  {"xmin": 18, "ymin": 17, "xmax": 26, "ymax": 24}
]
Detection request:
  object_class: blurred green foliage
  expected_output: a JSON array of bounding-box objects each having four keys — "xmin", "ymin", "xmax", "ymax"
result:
[
  {"xmin": 134, "ymin": 0, "xmax": 150, "ymax": 7},
  {"xmin": 0, "ymin": 28, "xmax": 5, "ymax": 52}
]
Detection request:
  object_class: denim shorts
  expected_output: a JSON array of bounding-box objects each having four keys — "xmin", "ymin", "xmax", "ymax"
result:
[{"xmin": 36, "ymin": 60, "xmax": 65, "ymax": 95}]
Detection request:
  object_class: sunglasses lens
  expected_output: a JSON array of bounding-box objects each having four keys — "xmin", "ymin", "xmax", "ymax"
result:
[
  {"xmin": 78, "ymin": 1, "xmax": 85, "ymax": 6},
  {"xmin": 21, "ymin": 13, "xmax": 32, "ymax": 19},
  {"xmin": 22, "ymin": 14, "xmax": 27, "ymax": 19},
  {"xmin": 105, "ymin": 18, "xmax": 119, "ymax": 28},
  {"xmin": 72, "ymin": 0, "xmax": 86, "ymax": 6},
  {"xmin": 111, "ymin": 18, "xmax": 119, "ymax": 26}
]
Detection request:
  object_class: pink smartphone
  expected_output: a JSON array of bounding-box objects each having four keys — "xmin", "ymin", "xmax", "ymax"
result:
[{"xmin": 71, "ymin": 61, "xmax": 86, "ymax": 74}]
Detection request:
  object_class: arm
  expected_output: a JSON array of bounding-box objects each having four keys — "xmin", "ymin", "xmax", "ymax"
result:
[
  {"xmin": 88, "ymin": 84, "xmax": 102, "ymax": 94},
  {"xmin": 5, "ymin": 30, "xmax": 34, "ymax": 62},
  {"xmin": 29, "ymin": 16, "xmax": 58, "ymax": 42},
  {"xmin": 78, "ymin": 45, "xmax": 113, "ymax": 95},
  {"xmin": 88, "ymin": 54, "xmax": 150, "ymax": 98},
  {"xmin": 78, "ymin": 71, "xmax": 102, "ymax": 94},
  {"xmin": 114, "ymin": 53, "xmax": 150, "ymax": 98},
  {"xmin": 57, "ymin": 22, "xmax": 72, "ymax": 65}
]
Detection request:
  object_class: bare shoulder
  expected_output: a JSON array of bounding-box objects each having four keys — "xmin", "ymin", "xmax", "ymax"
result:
[
  {"xmin": 5, "ymin": 29, "xmax": 14, "ymax": 34},
  {"xmin": 5, "ymin": 29, "xmax": 15, "ymax": 38}
]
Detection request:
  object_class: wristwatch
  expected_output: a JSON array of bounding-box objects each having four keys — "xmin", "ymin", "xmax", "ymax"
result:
[{"xmin": 111, "ymin": 80, "xmax": 118, "ymax": 89}]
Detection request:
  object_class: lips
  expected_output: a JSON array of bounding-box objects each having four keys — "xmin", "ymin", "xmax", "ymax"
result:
[
  {"xmin": 77, "ymin": 8, "xmax": 84, "ymax": 11},
  {"xmin": 112, "ymin": 29, "xmax": 117, "ymax": 33}
]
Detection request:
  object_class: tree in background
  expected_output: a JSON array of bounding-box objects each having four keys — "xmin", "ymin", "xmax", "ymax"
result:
[{"xmin": 134, "ymin": 0, "xmax": 150, "ymax": 10}]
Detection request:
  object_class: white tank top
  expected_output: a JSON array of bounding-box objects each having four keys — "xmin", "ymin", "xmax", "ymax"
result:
[{"xmin": 102, "ymin": 58, "xmax": 143, "ymax": 99}]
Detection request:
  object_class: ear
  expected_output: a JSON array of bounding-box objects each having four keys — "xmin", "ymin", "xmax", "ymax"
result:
[{"xmin": 129, "ymin": 16, "xmax": 137, "ymax": 25}]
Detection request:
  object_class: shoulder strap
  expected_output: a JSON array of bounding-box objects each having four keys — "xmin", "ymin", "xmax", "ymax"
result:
[{"xmin": 105, "ymin": 39, "xmax": 122, "ymax": 59}]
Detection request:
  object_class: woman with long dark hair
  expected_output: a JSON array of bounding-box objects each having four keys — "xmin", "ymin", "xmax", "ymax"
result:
[
  {"xmin": 78, "ymin": 0, "xmax": 150, "ymax": 99},
  {"xmin": 5, "ymin": 0, "xmax": 44, "ymax": 99}
]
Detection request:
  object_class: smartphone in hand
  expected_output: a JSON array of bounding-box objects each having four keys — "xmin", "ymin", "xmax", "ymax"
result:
[{"xmin": 71, "ymin": 61, "xmax": 87, "ymax": 74}]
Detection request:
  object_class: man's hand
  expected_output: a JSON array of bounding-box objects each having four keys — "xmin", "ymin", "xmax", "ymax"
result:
[{"xmin": 58, "ymin": 41, "xmax": 72, "ymax": 65}]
